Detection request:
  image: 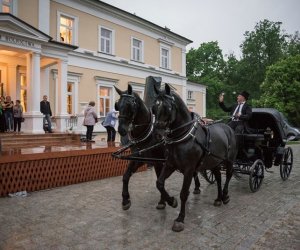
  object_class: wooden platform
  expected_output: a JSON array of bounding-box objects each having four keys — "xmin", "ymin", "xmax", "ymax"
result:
[
  {"xmin": 0, "ymin": 132, "xmax": 81, "ymax": 150},
  {"xmin": 0, "ymin": 133, "xmax": 146, "ymax": 197}
]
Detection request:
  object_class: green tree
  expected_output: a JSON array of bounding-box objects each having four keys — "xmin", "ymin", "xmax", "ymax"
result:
[
  {"xmin": 240, "ymin": 19, "xmax": 286, "ymax": 99},
  {"xmin": 186, "ymin": 41, "xmax": 225, "ymax": 80},
  {"xmin": 283, "ymin": 31, "xmax": 300, "ymax": 57},
  {"xmin": 186, "ymin": 41, "xmax": 226, "ymax": 118},
  {"xmin": 257, "ymin": 55, "xmax": 300, "ymax": 126}
]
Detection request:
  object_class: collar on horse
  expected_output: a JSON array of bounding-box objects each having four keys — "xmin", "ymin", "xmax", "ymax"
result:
[
  {"xmin": 163, "ymin": 112, "xmax": 227, "ymax": 161},
  {"xmin": 164, "ymin": 112, "xmax": 201, "ymax": 145},
  {"xmin": 128, "ymin": 111, "xmax": 154, "ymax": 145}
]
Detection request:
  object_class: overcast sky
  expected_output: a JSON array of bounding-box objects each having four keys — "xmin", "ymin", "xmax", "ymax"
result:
[{"xmin": 101, "ymin": 0, "xmax": 300, "ymax": 58}]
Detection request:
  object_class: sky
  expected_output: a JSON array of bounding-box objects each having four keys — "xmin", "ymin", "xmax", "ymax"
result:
[{"xmin": 101, "ymin": 0, "xmax": 300, "ymax": 58}]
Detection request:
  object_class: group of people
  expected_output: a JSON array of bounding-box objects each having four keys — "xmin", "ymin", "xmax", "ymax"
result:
[
  {"xmin": 0, "ymin": 96, "xmax": 24, "ymax": 133},
  {"xmin": 83, "ymin": 101, "xmax": 118, "ymax": 144},
  {"xmin": 0, "ymin": 94, "xmax": 54, "ymax": 134}
]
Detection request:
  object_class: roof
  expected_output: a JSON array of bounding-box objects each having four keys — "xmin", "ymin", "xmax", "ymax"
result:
[
  {"xmin": 251, "ymin": 108, "xmax": 287, "ymax": 141},
  {"xmin": 0, "ymin": 13, "xmax": 78, "ymax": 50},
  {"xmin": 87, "ymin": 0, "xmax": 193, "ymax": 44}
]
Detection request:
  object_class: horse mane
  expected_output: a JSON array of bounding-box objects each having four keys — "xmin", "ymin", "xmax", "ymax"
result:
[
  {"xmin": 132, "ymin": 92, "xmax": 149, "ymax": 114},
  {"xmin": 170, "ymin": 91, "xmax": 190, "ymax": 114}
]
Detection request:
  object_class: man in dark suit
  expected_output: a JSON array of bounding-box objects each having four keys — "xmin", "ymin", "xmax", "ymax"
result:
[
  {"xmin": 219, "ymin": 91, "xmax": 252, "ymax": 133},
  {"xmin": 40, "ymin": 95, "xmax": 53, "ymax": 133}
]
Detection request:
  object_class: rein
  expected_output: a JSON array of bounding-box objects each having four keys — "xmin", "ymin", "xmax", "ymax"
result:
[
  {"xmin": 112, "ymin": 93, "xmax": 165, "ymax": 163},
  {"xmin": 111, "ymin": 140, "xmax": 165, "ymax": 162},
  {"xmin": 128, "ymin": 111, "xmax": 154, "ymax": 144}
]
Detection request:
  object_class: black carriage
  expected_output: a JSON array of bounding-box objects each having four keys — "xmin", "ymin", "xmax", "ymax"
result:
[{"xmin": 204, "ymin": 108, "xmax": 294, "ymax": 192}]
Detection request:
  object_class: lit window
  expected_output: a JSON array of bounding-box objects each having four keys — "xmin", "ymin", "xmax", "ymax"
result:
[
  {"xmin": 67, "ymin": 82, "xmax": 74, "ymax": 115},
  {"xmin": 1, "ymin": 0, "xmax": 13, "ymax": 13},
  {"xmin": 100, "ymin": 27, "xmax": 114, "ymax": 54},
  {"xmin": 60, "ymin": 15, "xmax": 74, "ymax": 44},
  {"xmin": 20, "ymin": 74, "xmax": 27, "ymax": 112},
  {"xmin": 57, "ymin": 12, "xmax": 78, "ymax": 45},
  {"xmin": 132, "ymin": 38, "xmax": 143, "ymax": 62},
  {"xmin": 99, "ymin": 86, "xmax": 112, "ymax": 117},
  {"xmin": 161, "ymin": 47, "xmax": 170, "ymax": 69}
]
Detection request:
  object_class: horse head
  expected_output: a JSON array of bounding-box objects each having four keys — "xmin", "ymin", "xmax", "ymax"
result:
[
  {"xmin": 152, "ymin": 83, "xmax": 180, "ymax": 130},
  {"xmin": 115, "ymin": 84, "xmax": 139, "ymax": 136},
  {"xmin": 115, "ymin": 84, "xmax": 151, "ymax": 139}
]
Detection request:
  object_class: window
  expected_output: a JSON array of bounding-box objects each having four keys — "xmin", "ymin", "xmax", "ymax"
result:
[
  {"xmin": 131, "ymin": 84, "xmax": 144, "ymax": 99},
  {"xmin": 99, "ymin": 86, "xmax": 113, "ymax": 117},
  {"xmin": 57, "ymin": 12, "xmax": 78, "ymax": 45},
  {"xmin": 160, "ymin": 46, "xmax": 171, "ymax": 69},
  {"xmin": 99, "ymin": 26, "xmax": 115, "ymax": 55},
  {"xmin": 67, "ymin": 82, "xmax": 74, "ymax": 115},
  {"xmin": 20, "ymin": 73, "xmax": 27, "ymax": 112},
  {"xmin": 1, "ymin": 0, "xmax": 13, "ymax": 13},
  {"xmin": 187, "ymin": 90, "xmax": 193, "ymax": 100},
  {"xmin": 131, "ymin": 38, "xmax": 144, "ymax": 62}
]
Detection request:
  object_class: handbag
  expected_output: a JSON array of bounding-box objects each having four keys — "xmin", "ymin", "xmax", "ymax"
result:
[{"xmin": 21, "ymin": 117, "xmax": 25, "ymax": 122}]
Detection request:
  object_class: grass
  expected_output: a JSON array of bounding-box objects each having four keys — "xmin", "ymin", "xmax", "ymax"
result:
[{"xmin": 287, "ymin": 140, "xmax": 300, "ymax": 145}]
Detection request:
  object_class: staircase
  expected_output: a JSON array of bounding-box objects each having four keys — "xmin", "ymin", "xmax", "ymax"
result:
[{"xmin": 0, "ymin": 133, "xmax": 81, "ymax": 150}]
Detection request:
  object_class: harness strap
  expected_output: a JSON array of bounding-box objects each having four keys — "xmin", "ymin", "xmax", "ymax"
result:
[
  {"xmin": 128, "ymin": 112, "xmax": 154, "ymax": 144},
  {"xmin": 111, "ymin": 140, "xmax": 165, "ymax": 162}
]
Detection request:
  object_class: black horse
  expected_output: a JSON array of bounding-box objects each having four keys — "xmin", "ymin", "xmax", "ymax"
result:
[
  {"xmin": 152, "ymin": 84, "xmax": 237, "ymax": 232},
  {"xmin": 114, "ymin": 84, "xmax": 201, "ymax": 210}
]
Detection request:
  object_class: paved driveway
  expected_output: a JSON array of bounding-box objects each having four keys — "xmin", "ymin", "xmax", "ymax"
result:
[{"xmin": 0, "ymin": 145, "xmax": 299, "ymax": 250}]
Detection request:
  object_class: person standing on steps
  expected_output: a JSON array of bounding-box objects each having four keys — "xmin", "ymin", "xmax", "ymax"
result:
[
  {"xmin": 40, "ymin": 95, "xmax": 53, "ymax": 133},
  {"xmin": 83, "ymin": 101, "xmax": 98, "ymax": 142},
  {"xmin": 13, "ymin": 100, "xmax": 23, "ymax": 133},
  {"xmin": 102, "ymin": 109, "xmax": 118, "ymax": 146}
]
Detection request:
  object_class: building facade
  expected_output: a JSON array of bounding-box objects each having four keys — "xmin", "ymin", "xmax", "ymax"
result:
[{"xmin": 0, "ymin": 0, "xmax": 206, "ymax": 135}]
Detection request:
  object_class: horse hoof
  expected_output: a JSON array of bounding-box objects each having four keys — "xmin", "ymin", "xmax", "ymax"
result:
[
  {"xmin": 122, "ymin": 200, "xmax": 131, "ymax": 210},
  {"xmin": 172, "ymin": 221, "xmax": 184, "ymax": 232},
  {"xmin": 213, "ymin": 200, "xmax": 222, "ymax": 207},
  {"xmin": 156, "ymin": 203, "xmax": 166, "ymax": 210},
  {"xmin": 193, "ymin": 189, "xmax": 201, "ymax": 194},
  {"xmin": 223, "ymin": 196, "xmax": 230, "ymax": 204},
  {"xmin": 171, "ymin": 197, "xmax": 178, "ymax": 208}
]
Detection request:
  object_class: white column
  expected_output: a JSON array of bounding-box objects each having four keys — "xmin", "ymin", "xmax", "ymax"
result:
[
  {"xmin": 7, "ymin": 64, "xmax": 17, "ymax": 101},
  {"xmin": 23, "ymin": 52, "xmax": 44, "ymax": 134},
  {"xmin": 57, "ymin": 59, "xmax": 68, "ymax": 115},
  {"xmin": 32, "ymin": 52, "xmax": 42, "ymax": 113},
  {"xmin": 40, "ymin": 67, "xmax": 50, "ymax": 98},
  {"xmin": 55, "ymin": 59, "xmax": 69, "ymax": 132}
]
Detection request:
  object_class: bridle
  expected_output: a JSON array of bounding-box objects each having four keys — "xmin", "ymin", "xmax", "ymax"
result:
[
  {"xmin": 118, "ymin": 93, "xmax": 154, "ymax": 145},
  {"xmin": 155, "ymin": 93, "xmax": 205, "ymax": 145}
]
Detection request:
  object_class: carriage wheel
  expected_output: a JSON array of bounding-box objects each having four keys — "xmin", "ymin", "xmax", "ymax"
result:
[
  {"xmin": 202, "ymin": 170, "xmax": 216, "ymax": 184},
  {"xmin": 249, "ymin": 159, "xmax": 264, "ymax": 192},
  {"xmin": 280, "ymin": 147, "xmax": 293, "ymax": 181}
]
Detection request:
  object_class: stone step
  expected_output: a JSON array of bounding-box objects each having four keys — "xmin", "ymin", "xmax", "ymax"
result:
[{"xmin": 0, "ymin": 133, "xmax": 81, "ymax": 149}]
